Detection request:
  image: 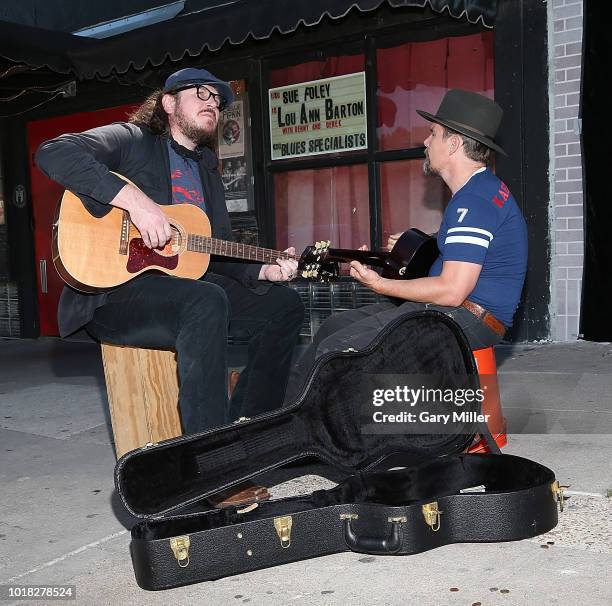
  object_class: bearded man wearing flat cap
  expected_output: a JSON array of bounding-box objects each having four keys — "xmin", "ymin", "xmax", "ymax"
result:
[
  {"xmin": 286, "ymin": 90, "xmax": 528, "ymax": 399},
  {"xmin": 36, "ymin": 68, "xmax": 304, "ymax": 435}
]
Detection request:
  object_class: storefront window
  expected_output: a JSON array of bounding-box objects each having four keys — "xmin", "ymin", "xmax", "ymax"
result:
[
  {"xmin": 271, "ymin": 53, "xmax": 369, "ymax": 272},
  {"xmin": 377, "ymin": 32, "xmax": 494, "ymax": 151},
  {"xmin": 268, "ymin": 32, "xmax": 492, "ymax": 262},
  {"xmin": 270, "ymin": 54, "xmax": 365, "ymax": 88},
  {"xmin": 380, "ymin": 159, "xmax": 450, "ymax": 244},
  {"xmin": 275, "ymin": 164, "xmax": 370, "ymax": 264}
]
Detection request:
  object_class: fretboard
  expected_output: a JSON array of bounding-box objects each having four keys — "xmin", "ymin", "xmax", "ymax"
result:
[
  {"xmin": 324, "ymin": 249, "xmax": 389, "ymax": 268},
  {"xmin": 187, "ymin": 234, "xmax": 295, "ymax": 263}
]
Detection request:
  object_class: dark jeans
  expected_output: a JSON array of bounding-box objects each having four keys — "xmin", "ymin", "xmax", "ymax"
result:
[
  {"xmin": 284, "ymin": 299, "xmax": 502, "ymax": 405},
  {"xmin": 87, "ymin": 273, "xmax": 304, "ymax": 434}
]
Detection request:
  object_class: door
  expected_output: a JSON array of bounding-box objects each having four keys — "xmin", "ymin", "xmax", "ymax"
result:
[{"xmin": 28, "ymin": 105, "xmax": 137, "ymax": 335}]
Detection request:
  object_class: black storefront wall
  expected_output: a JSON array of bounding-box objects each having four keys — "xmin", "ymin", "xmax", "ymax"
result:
[
  {"xmin": 494, "ymin": 0, "xmax": 550, "ymax": 342},
  {"xmin": 581, "ymin": 0, "xmax": 612, "ymax": 342},
  {"xmin": 0, "ymin": 0, "xmax": 550, "ymax": 341}
]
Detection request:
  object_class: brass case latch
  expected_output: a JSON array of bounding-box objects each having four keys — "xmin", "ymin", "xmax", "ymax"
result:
[
  {"xmin": 551, "ymin": 480, "xmax": 569, "ymax": 512},
  {"xmin": 170, "ymin": 535, "xmax": 191, "ymax": 568},
  {"xmin": 422, "ymin": 501, "xmax": 442, "ymax": 532},
  {"xmin": 274, "ymin": 516, "xmax": 293, "ymax": 549}
]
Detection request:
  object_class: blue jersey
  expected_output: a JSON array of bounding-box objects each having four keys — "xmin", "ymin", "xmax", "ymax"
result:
[{"xmin": 428, "ymin": 168, "xmax": 527, "ymax": 327}]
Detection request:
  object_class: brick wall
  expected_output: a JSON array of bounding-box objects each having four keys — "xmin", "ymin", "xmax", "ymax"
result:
[{"xmin": 549, "ymin": 0, "xmax": 584, "ymax": 340}]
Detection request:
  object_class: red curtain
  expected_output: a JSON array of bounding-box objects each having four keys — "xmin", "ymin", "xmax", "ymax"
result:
[
  {"xmin": 380, "ymin": 159, "xmax": 450, "ymax": 244},
  {"xmin": 377, "ymin": 31, "xmax": 493, "ymax": 239},
  {"xmin": 377, "ymin": 32, "xmax": 494, "ymax": 151},
  {"xmin": 269, "ymin": 55, "xmax": 365, "ymax": 87},
  {"xmin": 275, "ymin": 165, "xmax": 370, "ymax": 254}
]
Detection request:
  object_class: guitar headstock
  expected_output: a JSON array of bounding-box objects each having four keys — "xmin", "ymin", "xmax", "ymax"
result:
[{"xmin": 297, "ymin": 240, "xmax": 339, "ymax": 282}]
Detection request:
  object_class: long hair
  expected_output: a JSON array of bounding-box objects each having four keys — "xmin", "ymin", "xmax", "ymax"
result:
[{"xmin": 128, "ymin": 89, "xmax": 170, "ymax": 135}]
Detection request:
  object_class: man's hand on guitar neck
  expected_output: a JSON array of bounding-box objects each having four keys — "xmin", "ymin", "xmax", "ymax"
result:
[
  {"xmin": 111, "ymin": 183, "xmax": 173, "ymax": 249},
  {"xmin": 258, "ymin": 247, "xmax": 299, "ymax": 282},
  {"xmin": 350, "ymin": 260, "xmax": 384, "ymax": 291}
]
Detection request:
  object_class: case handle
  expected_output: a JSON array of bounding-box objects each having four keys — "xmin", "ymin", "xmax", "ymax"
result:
[{"xmin": 340, "ymin": 514, "xmax": 406, "ymax": 555}]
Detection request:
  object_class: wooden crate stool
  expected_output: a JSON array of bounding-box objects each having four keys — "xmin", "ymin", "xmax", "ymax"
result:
[{"xmin": 101, "ymin": 344, "xmax": 183, "ymax": 458}]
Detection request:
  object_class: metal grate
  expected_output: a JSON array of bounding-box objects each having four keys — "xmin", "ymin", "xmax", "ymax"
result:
[
  {"xmin": 288, "ymin": 281, "xmax": 384, "ymax": 340},
  {"xmin": 0, "ymin": 282, "xmax": 20, "ymax": 337}
]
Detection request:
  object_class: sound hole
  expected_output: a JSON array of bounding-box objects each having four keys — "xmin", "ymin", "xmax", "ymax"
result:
[{"xmin": 156, "ymin": 226, "xmax": 183, "ymax": 257}]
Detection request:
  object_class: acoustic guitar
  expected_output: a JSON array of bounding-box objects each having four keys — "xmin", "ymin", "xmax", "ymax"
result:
[
  {"xmin": 52, "ymin": 188, "xmax": 305, "ymax": 293},
  {"xmin": 299, "ymin": 229, "xmax": 439, "ymax": 282}
]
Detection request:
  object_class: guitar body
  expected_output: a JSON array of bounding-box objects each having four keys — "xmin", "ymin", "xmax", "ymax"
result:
[
  {"xmin": 53, "ymin": 190, "xmax": 212, "ymax": 292},
  {"xmin": 382, "ymin": 228, "xmax": 439, "ymax": 280}
]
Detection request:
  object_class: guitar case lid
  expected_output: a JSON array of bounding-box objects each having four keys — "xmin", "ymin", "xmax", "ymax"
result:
[{"xmin": 115, "ymin": 310, "xmax": 481, "ymax": 520}]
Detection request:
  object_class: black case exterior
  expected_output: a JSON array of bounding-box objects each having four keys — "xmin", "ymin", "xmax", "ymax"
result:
[
  {"xmin": 128, "ymin": 454, "xmax": 559, "ymax": 590},
  {"xmin": 114, "ymin": 311, "xmax": 560, "ymax": 590}
]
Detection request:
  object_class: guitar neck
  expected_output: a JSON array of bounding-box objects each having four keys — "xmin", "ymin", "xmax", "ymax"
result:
[
  {"xmin": 324, "ymin": 248, "xmax": 390, "ymax": 268},
  {"xmin": 187, "ymin": 234, "xmax": 294, "ymax": 263}
]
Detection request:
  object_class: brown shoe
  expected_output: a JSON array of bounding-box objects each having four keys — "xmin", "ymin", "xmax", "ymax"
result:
[
  {"xmin": 228, "ymin": 370, "xmax": 240, "ymax": 397},
  {"xmin": 207, "ymin": 482, "xmax": 270, "ymax": 509}
]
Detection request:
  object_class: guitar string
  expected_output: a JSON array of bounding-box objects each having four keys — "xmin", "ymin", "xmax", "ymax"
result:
[
  {"xmin": 187, "ymin": 234, "xmax": 297, "ymax": 261},
  {"xmin": 128, "ymin": 225, "xmax": 298, "ymax": 261}
]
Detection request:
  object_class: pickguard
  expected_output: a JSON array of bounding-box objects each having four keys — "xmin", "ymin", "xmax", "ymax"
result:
[{"xmin": 126, "ymin": 238, "xmax": 179, "ymax": 273}]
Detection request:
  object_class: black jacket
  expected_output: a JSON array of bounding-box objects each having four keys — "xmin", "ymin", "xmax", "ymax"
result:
[{"xmin": 35, "ymin": 122, "xmax": 264, "ymax": 336}]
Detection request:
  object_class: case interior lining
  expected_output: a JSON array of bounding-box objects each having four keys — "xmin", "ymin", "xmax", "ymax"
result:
[
  {"xmin": 132, "ymin": 454, "xmax": 555, "ymax": 541},
  {"xmin": 119, "ymin": 313, "xmax": 478, "ymax": 517}
]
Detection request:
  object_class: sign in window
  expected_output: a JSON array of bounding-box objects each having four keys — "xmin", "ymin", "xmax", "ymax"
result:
[{"xmin": 269, "ymin": 72, "xmax": 368, "ymax": 160}]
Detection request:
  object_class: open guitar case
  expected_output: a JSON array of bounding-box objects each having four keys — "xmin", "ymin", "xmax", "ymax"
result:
[{"xmin": 114, "ymin": 310, "xmax": 561, "ymax": 590}]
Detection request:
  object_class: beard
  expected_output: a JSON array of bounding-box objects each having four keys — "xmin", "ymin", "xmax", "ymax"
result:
[
  {"xmin": 174, "ymin": 102, "xmax": 217, "ymax": 146},
  {"xmin": 422, "ymin": 151, "xmax": 439, "ymax": 176}
]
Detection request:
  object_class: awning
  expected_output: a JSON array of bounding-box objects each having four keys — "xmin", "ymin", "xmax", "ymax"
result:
[
  {"xmin": 74, "ymin": 0, "xmax": 496, "ymax": 78},
  {"xmin": 0, "ymin": 20, "xmax": 96, "ymax": 74},
  {"xmin": 1, "ymin": 0, "xmax": 496, "ymax": 80}
]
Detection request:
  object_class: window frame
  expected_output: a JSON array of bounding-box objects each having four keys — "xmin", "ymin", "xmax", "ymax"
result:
[{"xmin": 257, "ymin": 19, "xmax": 490, "ymax": 255}]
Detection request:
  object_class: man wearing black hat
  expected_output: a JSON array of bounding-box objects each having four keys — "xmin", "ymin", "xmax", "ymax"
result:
[
  {"xmin": 35, "ymin": 68, "xmax": 304, "ymax": 435},
  {"xmin": 286, "ymin": 90, "xmax": 527, "ymax": 399}
]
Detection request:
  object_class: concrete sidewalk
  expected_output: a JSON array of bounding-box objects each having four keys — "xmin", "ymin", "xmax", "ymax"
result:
[{"xmin": 0, "ymin": 338, "xmax": 610, "ymax": 605}]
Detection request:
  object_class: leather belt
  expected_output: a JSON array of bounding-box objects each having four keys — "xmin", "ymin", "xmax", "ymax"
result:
[{"xmin": 461, "ymin": 300, "xmax": 506, "ymax": 338}]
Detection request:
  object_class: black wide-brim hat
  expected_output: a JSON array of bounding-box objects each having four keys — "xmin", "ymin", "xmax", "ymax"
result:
[{"xmin": 417, "ymin": 89, "xmax": 507, "ymax": 156}]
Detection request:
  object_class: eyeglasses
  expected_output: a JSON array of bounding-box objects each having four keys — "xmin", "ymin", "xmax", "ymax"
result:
[{"xmin": 173, "ymin": 84, "xmax": 225, "ymax": 109}]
